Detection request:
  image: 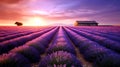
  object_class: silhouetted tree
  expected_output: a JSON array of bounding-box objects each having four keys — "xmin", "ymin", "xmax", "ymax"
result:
[{"xmin": 15, "ymin": 22, "xmax": 23, "ymax": 26}]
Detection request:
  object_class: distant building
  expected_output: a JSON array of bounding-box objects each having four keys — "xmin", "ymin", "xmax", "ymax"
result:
[
  {"xmin": 15, "ymin": 22, "xmax": 23, "ymax": 26},
  {"xmin": 74, "ymin": 21, "xmax": 98, "ymax": 26}
]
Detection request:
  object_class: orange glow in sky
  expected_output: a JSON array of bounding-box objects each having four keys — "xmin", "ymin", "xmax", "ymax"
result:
[{"xmin": 25, "ymin": 17, "xmax": 46, "ymax": 26}]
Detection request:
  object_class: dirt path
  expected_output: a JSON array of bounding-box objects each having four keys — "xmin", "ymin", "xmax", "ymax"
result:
[
  {"xmin": 32, "ymin": 31, "xmax": 58, "ymax": 67},
  {"xmin": 74, "ymin": 46, "xmax": 93, "ymax": 67}
]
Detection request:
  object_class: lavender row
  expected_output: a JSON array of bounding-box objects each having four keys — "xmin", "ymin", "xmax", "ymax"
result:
[
  {"xmin": 0, "ymin": 26, "xmax": 25, "ymax": 37},
  {"xmin": 39, "ymin": 51, "xmax": 82, "ymax": 67},
  {"xmin": 25, "ymin": 27, "xmax": 59, "ymax": 53},
  {"xmin": 0, "ymin": 27, "xmax": 49, "ymax": 42},
  {"xmin": 79, "ymin": 29, "xmax": 120, "ymax": 42},
  {"xmin": 64, "ymin": 27, "xmax": 120, "ymax": 67},
  {"xmin": 0, "ymin": 27, "xmax": 58, "ymax": 67},
  {"xmin": 0, "ymin": 27, "xmax": 52, "ymax": 42},
  {"xmin": 73, "ymin": 27, "xmax": 120, "ymax": 42},
  {"xmin": 0, "ymin": 53, "xmax": 31, "ymax": 67},
  {"xmin": 47, "ymin": 27, "xmax": 76, "ymax": 55},
  {"xmin": 0, "ymin": 31, "xmax": 35, "ymax": 42},
  {"xmin": 74, "ymin": 26, "xmax": 120, "ymax": 37},
  {"xmin": 68, "ymin": 27, "xmax": 120, "ymax": 53},
  {"xmin": 0, "ymin": 27, "xmax": 55, "ymax": 55},
  {"xmin": 0, "ymin": 26, "xmax": 44, "ymax": 37},
  {"xmin": 39, "ymin": 27, "xmax": 82, "ymax": 67}
]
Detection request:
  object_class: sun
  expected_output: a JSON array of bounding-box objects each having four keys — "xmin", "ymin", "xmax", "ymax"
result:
[
  {"xmin": 33, "ymin": 17, "xmax": 45, "ymax": 26},
  {"xmin": 33, "ymin": 17, "xmax": 42, "ymax": 26},
  {"xmin": 27, "ymin": 17, "xmax": 45, "ymax": 26}
]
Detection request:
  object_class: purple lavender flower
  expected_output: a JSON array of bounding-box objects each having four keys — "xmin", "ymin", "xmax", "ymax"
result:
[
  {"xmin": 10, "ymin": 45, "xmax": 40, "ymax": 63},
  {"xmin": 0, "ymin": 53, "xmax": 31, "ymax": 67},
  {"xmin": 39, "ymin": 51, "xmax": 82, "ymax": 67},
  {"xmin": 94, "ymin": 53, "xmax": 120, "ymax": 67},
  {"xmin": 47, "ymin": 42, "xmax": 76, "ymax": 55},
  {"xmin": 26, "ymin": 41, "xmax": 45, "ymax": 54}
]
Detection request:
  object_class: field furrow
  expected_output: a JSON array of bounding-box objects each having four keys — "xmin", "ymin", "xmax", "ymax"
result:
[{"xmin": 0, "ymin": 26, "xmax": 120, "ymax": 67}]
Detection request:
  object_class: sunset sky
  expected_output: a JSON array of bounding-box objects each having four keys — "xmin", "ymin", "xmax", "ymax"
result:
[{"xmin": 0, "ymin": 0, "xmax": 120, "ymax": 26}]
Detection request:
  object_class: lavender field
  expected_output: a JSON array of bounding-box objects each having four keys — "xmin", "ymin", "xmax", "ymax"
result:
[{"xmin": 0, "ymin": 26, "xmax": 120, "ymax": 67}]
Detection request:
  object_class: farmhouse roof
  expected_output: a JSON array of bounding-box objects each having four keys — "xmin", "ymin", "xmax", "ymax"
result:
[{"xmin": 76, "ymin": 21, "xmax": 98, "ymax": 24}]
